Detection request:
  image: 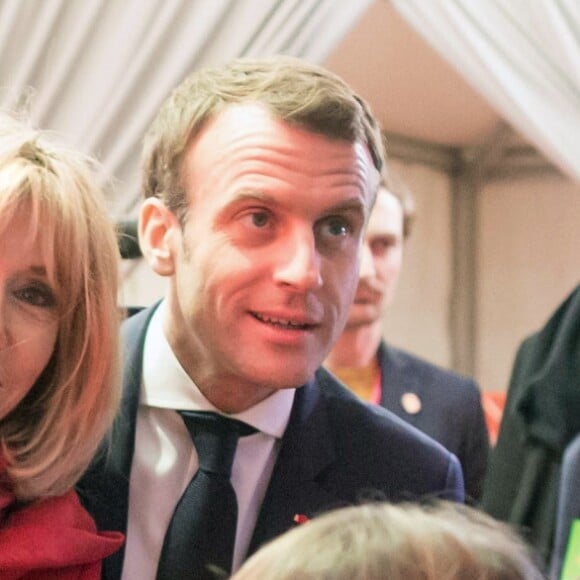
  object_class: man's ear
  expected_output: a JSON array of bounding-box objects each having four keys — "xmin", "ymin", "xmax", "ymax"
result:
[{"xmin": 138, "ymin": 198, "xmax": 180, "ymax": 276}]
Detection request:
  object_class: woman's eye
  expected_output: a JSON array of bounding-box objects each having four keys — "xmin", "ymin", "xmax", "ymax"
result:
[{"xmin": 14, "ymin": 283, "xmax": 57, "ymax": 308}]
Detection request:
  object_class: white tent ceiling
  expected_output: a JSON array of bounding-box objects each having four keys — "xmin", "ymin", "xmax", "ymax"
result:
[
  {"xmin": 348, "ymin": 0, "xmax": 580, "ymax": 183},
  {"xmin": 326, "ymin": 0, "xmax": 503, "ymax": 147},
  {"xmin": 0, "ymin": 0, "xmax": 575, "ymax": 218},
  {"xmin": 326, "ymin": 0, "xmax": 575, "ymax": 183}
]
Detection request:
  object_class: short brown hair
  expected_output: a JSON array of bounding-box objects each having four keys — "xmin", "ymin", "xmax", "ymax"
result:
[
  {"xmin": 142, "ymin": 55, "xmax": 385, "ymax": 223},
  {"xmin": 381, "ymin": 168, "xmax": 416, "ymax": 239}
]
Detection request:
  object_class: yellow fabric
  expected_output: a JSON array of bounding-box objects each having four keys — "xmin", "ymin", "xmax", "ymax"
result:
[{"xmin": 332, "ymin": 359, "xmax": 379, "ymax": 402}]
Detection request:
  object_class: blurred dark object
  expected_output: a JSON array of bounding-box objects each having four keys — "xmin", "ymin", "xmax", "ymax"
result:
[
  {"xmin": 117, "ymin": 220, "xmax": 141, "ymax": 259},
  {"xmin": 482, "ymin": 283, "xmax": 580, "ymax": 569},
  {"xmin": 124, "ymin": 306, "xmax": 145, "ymax": 318}
]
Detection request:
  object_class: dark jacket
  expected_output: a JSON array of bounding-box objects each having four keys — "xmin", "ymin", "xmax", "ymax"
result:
[
  {"xmin": 377, "ymin": 341, "xmax": 489, "ymax": 502},
  {"xmin": 482, "ymin": 283, "xmax": 580, "ymax": 568},
  {"xmin": 78, "ymin": 305, "xmax": 464, "ymax": 580}
]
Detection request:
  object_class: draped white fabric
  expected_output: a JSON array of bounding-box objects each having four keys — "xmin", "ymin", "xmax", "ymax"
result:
[
  {"xmin": 0, "ymin": 0, "xmax": 372, "ymax": 216},
  {"xmin": 391, "ymin": 0, "xmax": 580, "ymax": 183}
]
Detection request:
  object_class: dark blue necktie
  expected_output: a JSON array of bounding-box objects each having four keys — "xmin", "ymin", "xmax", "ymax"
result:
[{"xmin": 156, "ymin": 411, "xmax": 256, "ymax": 580}]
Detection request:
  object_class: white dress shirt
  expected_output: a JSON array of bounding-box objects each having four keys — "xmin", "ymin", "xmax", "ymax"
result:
[{"xmin": 121, "ymin": 302, "xmax": 295, "ymax": 580}]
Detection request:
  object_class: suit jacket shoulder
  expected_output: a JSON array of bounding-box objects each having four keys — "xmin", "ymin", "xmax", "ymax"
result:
[
  {"xmin": 378, "ymin": 341, "xmax": 488, "ymax": 502},
  {"xmin": 249, "ymin": 367, "xmax": 464, "ymax": 553},
  {"xmin": 380, "ymin": 342, "xmax": 481, "ymax": 404},
  {"xmin": 316, "ymin": 366, "xmax": 463, "ymax": 496}
]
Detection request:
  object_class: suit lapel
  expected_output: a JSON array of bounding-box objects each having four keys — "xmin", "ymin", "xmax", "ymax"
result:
[
  {"xmin": 111, "ymin": 308, "xmax": 153, "ymax": 475},
  {"xmin": 379, "ymin": 341, "xmax": 423, "ymax": 426},
  {"xmin": 248, "ymin": 377, "xmax": 339, "ymax": 554},
  {"xmin": 101, "ymin": 305, "xmax": 158, "ymax": 580}
]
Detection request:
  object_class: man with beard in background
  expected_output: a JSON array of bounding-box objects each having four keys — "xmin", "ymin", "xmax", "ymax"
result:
[{"xmin": 326, "ymin": 173, "xmax": 489, "ymax": 503}]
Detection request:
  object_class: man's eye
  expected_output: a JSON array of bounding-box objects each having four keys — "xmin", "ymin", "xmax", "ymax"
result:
[
  {"xmin": 370, "ymin": 237, "xmax": 396, "ymax": 255},
  {"xmin": 251, "ymin": 211, "xmax": 270, "ymax": 228},
  {"xmin": 14, "ymin": 283, "xmax": 57, "ymax": 308},
  {"xmin": 372, "ymin": 239, "xmax": 390, "ymax": 250},
  {"xmin": 322, "ymin": 217, "xmax": 351, "ymax": 237}
]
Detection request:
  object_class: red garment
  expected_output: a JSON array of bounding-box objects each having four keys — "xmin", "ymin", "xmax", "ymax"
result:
[{"xmin": 0, "ymin": 457, "xmax": 124, "ymax": 579}]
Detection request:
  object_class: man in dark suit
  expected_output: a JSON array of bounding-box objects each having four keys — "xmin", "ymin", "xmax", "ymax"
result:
[
  {"xmin": 326, "ymin": 176, "xmax": 488, "ymax": 502},
  {"xmin": 78, "ymin": 56, "xmax": 464, "ymax": 580}
]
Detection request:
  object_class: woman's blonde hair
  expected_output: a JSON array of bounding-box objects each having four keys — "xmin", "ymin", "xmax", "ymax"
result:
[
  {"xmin": 233, "ymin": 501, "xmax": 545, "ymax": 580},
  {"xmin": 0, "ymin": 112, "xmax": 121, "ymax": 501}
]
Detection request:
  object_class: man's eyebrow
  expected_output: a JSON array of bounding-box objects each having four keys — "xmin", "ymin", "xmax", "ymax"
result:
[
  {"xmin": 222, "ymin": 190, "xmax": 367, "ymax": 219},
  {"xmin": 213, "ymin": 189, "xmax": 277, "ymax": 226},
  {"xmin": 28, "ymin": 265, "xmax": 48, "ymax": 276},
  {"xmin": 326, "ymin": 198, "xmax": 366, "ymax": 213},
  {"xmin": 320, "ymin": 198, "xmax": 367, "ymax": 222},
  {"xmin": 369, "ymin": 233, "xmax": 398, "ymax": 241},
  {"xmin": 228, "ymin": 189, "xmax": 278, "ymax": 205}
]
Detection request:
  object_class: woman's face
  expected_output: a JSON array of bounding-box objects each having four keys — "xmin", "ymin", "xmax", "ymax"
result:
[{"xmin": 0, "ymin": 210, "xmax": 59, "ymax": 421}]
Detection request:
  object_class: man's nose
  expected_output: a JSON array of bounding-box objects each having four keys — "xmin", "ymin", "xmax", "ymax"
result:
[
  {"xmin": 359, "ymin": 242, "xmax": 376, "ymax": 280},
  {"xmin": 273, "ymin": 229, "xmax": 323, "ymax": 291}
]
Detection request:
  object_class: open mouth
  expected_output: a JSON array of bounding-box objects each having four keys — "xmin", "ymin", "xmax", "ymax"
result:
[{"xmin": 251, "ymin": 312, "xmax": 314, "ymax": 331}]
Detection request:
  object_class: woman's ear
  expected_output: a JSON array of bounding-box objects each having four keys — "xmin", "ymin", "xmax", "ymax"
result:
[{"xmin": 138, "ymin": 198, "xmax": 180, "ymax": 276}]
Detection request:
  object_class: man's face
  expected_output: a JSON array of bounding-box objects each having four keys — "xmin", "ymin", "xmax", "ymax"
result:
[
  {"xmin": 346, "ymin": 188, "xmax": 404, "ymax": 329},
  {"xmin": 153, "ymin": 103, "xmax": 376, "ymax": 409}
]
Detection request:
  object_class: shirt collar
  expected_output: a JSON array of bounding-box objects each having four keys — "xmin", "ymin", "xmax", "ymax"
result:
[{"xmin": 141, "ymin": 300, "xmax": 295, "ymax": 439}]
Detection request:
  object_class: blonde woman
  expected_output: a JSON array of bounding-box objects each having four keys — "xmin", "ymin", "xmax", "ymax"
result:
[
  {"xmin": 232, "ymin": 501, "xmax": 545, "ymax": 580},
  {"xmin": 0, "ymin": 113, "xmax": 123, "ymax": 578}
]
